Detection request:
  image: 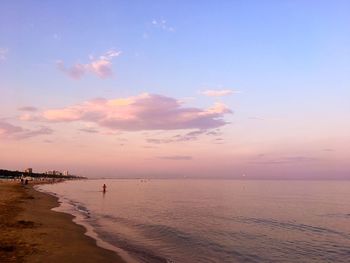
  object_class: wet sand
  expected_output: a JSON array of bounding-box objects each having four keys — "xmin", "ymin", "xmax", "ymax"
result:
[{"xmin": 0, "ymin": 181, "xmax": 125, "ymax": 263}]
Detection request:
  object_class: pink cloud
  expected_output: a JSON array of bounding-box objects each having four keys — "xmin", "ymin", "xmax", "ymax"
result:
[
  {"xmin": 56, "ymin": 49, "xmax": 121, "ymax": 79},
  {"xmin": 19, "ymin": 113, "xmax": 41, "ymax": 121},
  {"xmin": 0, "ymin": 121, "xmax": 23, "ymax": 135},
  {"xmin": 0, "ymin": 120, "xmax": 53, "ymax": 140},
  {"xmin": 57, "ymin": 62, "xmax": 86, "ymax": 79},
  {"xmin": 88, "ymin": 59, "xmax": 113, "ymax": 78},
  {"xmin": 201, "ymin": 89, "xmax": 239, "ymax": 97},
  {"xmin": 40, "ymin": 93, "xmax": 232, "ymax": 131}
]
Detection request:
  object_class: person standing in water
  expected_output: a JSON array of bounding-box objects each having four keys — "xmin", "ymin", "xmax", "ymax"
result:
[{"xmin": 103, "ymin": 184, "xmax": 107, "ymax": 193}]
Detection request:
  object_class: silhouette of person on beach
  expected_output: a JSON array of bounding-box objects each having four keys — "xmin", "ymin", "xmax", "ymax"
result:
[{"xmin": 103, "ymin": 184, "xmax": 106, "ymax": 193}]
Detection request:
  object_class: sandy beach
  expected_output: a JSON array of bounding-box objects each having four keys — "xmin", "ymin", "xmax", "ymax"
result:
[{"xmin": 0, "ymin": 181, "xmax": 125, "ymax": 263}]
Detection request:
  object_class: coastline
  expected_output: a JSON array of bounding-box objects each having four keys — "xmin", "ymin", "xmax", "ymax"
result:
[{"xmin": 0, "ymin": 181, "xmax": 126, "ymax": 263}]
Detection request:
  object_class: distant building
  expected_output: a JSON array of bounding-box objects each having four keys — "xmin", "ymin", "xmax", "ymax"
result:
[
  {"xmin": 46, "ymin": 170, "xmax": 62, "ymax": 176},
  {"xmin": 63, "ymin": 171, "xmax": 69, "ymax": 176},
  {"xmin": 25, "ymin": 168, "xmax": 33, "ymax": 174}
]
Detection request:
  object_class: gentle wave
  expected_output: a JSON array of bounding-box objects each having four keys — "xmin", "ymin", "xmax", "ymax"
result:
[
  {"xmin": 231, "ymin": 216, "xmax": 350, "ymax": 238},
  {"xmin": 36, "ymin": 185, "xmax": 138, "ymax": 263},
  {"xmin": 37, "ymin": 179, "xmax": 350, "ymax": 263}
]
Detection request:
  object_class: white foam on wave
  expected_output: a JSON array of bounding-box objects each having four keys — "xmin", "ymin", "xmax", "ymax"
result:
[{"xmin": 35, "ymin": 185, "xmax": 139, "ymax": 263}]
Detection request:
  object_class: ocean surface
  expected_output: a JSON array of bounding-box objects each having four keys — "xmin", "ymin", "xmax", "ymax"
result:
[{"xmin": 37, "ymin": 179, "xmax": 350, "ymax": 263}]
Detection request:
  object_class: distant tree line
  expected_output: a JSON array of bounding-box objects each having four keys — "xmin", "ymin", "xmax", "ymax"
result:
[{"xmin": 0, "ymin": 169, "xmax": 83, "ymax": 179}]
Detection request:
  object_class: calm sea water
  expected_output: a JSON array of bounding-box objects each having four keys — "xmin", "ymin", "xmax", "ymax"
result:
[{"xmin": 37, "ymin": 179, "xmax": 350, "ymax": 263}]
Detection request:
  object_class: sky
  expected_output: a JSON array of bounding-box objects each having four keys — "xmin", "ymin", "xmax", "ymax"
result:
[{"xmin": 0, "ymin": 0, "xmax": 349, "ymax": 179}]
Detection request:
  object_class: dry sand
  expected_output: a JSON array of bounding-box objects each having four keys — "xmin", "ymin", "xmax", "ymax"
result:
[{"xmin": 0, "ymin": 181, "xmax": 125, "ymax": 263}]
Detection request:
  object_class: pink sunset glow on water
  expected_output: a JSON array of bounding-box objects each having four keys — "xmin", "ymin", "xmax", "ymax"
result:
[{"xmin": 38, "ymin": 179, "xmax": 350, "ymax": 263}]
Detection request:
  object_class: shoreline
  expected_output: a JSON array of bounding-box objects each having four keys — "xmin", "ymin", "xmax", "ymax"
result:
[{"xmin": 0, "ymin": 181, "xmax": 126, "ymax": 263}]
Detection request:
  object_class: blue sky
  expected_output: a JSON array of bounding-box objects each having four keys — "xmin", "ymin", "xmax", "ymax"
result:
[{"xmin": 0, "ymin": 1, "xmax": 349, "ymax": 178}]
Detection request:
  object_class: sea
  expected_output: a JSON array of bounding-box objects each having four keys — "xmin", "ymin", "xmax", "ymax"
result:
[{"xmin": 37, "ymin": 179, "xmax": 350, "ymax": 263}]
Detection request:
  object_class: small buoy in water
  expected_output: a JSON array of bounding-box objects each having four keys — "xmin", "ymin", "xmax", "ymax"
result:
[{"xmin": 103, "ymin": 184, "xmax": 107, "ymax": 193}]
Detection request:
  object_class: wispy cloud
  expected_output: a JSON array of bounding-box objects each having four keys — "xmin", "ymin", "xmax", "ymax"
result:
[
  {"xmin": 0, "ymin": 48, "xmax": 8, "ymax": 61},
  {"xmin": 146, "ymin": 129, "xmax": 221, "ymax": 144},
  {"xmin": 251, "ymin": 155, "xmax": 320, "ymax": 165},
  {"xmin": 15, "ymin": 127, "xmax": 53, "ymax": 140},
  {"xmin": 175, "ymin": 130, "xmax": 207, "ymax": 141},
  {"xmin": 151, "ymin": 19, "xmax": 175, "ymax": 32},
  {"xmin": 146, "ymin": 138, "xmax": 172, "ymax": 144},
  {"xmin": 18, "ymin": 106, "xmax": 38, "ymax": 112},
  {"xmin": 57, "ymin": 49, "xmax": 121, "ymax": 79},
  {"xmin": 0, "ymin": 121, "xmax": 23, "ymax": 135},
  {"xmin": 322, "ymin": 148, "xmax": 334, "ymax": 152},
  {"xmin": 36, "ymin": 93, "xmax": 232, "ymax": 131},
  {"xmin": 79, "ymin": 127, "xmax": 99, "ymax": 133},
  {"xmin": 0, "ymin": 120, "xmax": 53, "ymax": 140},
  {"xmin": 157, "ymin": 155, "xmax": 192, "ymax": 160},
  {"xmin": 206, "ymin": 129, "xmax": 222, "ymax": 136},
  {"xmin": 200, "ymin": 89, "xmax": 239, "ymax": 97}
]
